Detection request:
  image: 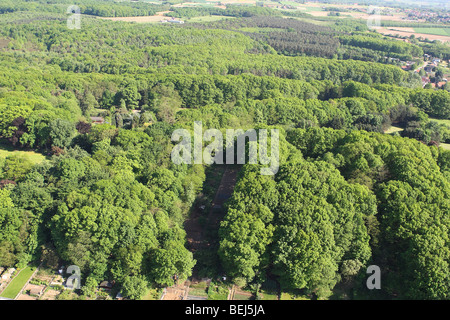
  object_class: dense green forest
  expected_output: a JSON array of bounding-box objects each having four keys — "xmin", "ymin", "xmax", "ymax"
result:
[
  {"xmin": 0, "ymin": 0, "xmax": 169, "ymax": 17},
  {"xmin": 0, "ymin": 1, "xmax": 449, "ymax": 300},
  {"xmin": 221, "ymin": 128, "xmax": 449, "ymax": 299}
]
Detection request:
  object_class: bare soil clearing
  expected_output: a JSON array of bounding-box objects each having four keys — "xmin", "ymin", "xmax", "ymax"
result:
[
  {"xmin": 98, "ymin": 11, "xmax": 171, "ymax": 23},
  {"xmin": 374, "ymin": 27, "xmax": 450, "ymax": 42},
  {"xmin": 162, "ymin": 282, "xmax": 189, "ymax": 300}
]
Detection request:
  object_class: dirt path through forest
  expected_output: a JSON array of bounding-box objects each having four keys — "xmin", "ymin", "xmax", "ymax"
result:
[
  {"xmin": 183, "ymin": 165, "xmax": 240, "ymax": 280},
  {"xmin": 184, "ymin": 165, "xmax": 240, "ymax": 252},
  {"xmin": 161, "ymin": 165, "xmax": 240, "ymax": 300},
  {"xmin": 206, "ymin": 165, "xmax": 240, "ymax": 230}
]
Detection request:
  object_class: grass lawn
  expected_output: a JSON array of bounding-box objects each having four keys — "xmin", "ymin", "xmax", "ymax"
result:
[
  {"xmin": 440, "ymin": 143, "xmax": 450, "ymax": 150},
  {"xmin": 188, "ymin": 287, "xmax": 209, "ymax": 297},
  {"xmin": 413, "ymin": 28, "xmax": 450, "ymax": 36},
  {"xmin": 259, "ymin": 289, "xmax": 278, "ymax": 300},
  {"xmin": 188, "ymin": 281, "xmax": 209, "ymax": 297},
  {"xmin": 384, "ymin": 125, "xmax": 404, "ymax": 134},
  {"xmin": 280, "ymin": 292, "xmax": 310, "ymax": 300},
  {"xmin": 0, "ymin": 266, "xmax": 36, "ymax": 299},
  {"xmin": 233, "ymin": 292, "xmax": 253, "ymax": 300},
  {"xmin": 296, "ymin": 6, "xmax": 324, "ymax": 12},
  {"xmin": 0, "ymin": 143, "xmax": 47, "ymax": 164},
  {"xmin": 190, "ymin": 281, "xmax": 209, "ymax": 289},
  {"xmin": 429, "ymin": 118, "xmax": 450, "ymax": 127}
]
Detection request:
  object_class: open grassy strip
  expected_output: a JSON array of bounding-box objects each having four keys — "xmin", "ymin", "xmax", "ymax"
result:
[
  {"xmin": 0, "ymin": 267, "xmax": 36, "ymax": 299},
  {"xmin": 429, "ymin": 118, "xmax": 450, "ymax": 127},
  {"xmin": 233, "ymin": 292, "xmax": 253, "ymax": 300},
  {"xmin": 0, "ymin": 142, "xmax": 47, "ymax": 164},
  {"xmin": 279, "ymin": 292, "xmax": 310, "ymax": 300},
  {"xmin": 259, "ymin": 289, "xmax": 278, "ymax": 300},
  {"xmin": 384, "ymin": 126, "xmax": 404, "ymax": 134}
]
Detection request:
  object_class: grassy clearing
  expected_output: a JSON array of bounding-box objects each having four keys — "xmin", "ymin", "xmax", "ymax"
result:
[
  {"xmin": 233, "ymin": 292, "xmax": 253, "ymax": 300},
  {"xmin": 0, "ymin": 266, "xmax": 36, "ymax": 299},
  {"xmin": 280, "ymin": 292, "xmax": 310, "ymax": 300},
  {"xmin": 188, "ymin": 287, "xmax": 209, "ymax": 297},
  {"xmin": 259, "ymin": 289, "xmax": 278, "ymax": 300},
  {"xmin": 413, "ymin": 28, "xmax": 450, "ymax": 36},
  {"xmin": 429, "ymin": 118, "xmax": 450, "ymax": 127},
  {"xmin": 440, "ymin": 143, "xmax": 450, "ymax": 150},
  {"xmin": 190, "ymin": 281, "xmax": 209, "ymax": 289},
  {"xmin": 384, "ymin": 125, "xmax": 404, "ymax": 134},
  {"xmin": 0, "ymin": 143, "xmax": 47, "ymax": 164},
  {"xmin": 188, "ymin": 281, "xmax": 209, "ymax": 297}
]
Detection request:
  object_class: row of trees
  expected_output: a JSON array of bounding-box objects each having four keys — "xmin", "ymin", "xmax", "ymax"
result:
[
  {"xmin": 165, "ymin": 5, "xmax": 282, "ymax": 19},
  {"xmin": 338, "ymin": 34, "xmax": 423, "ymax": 57}
]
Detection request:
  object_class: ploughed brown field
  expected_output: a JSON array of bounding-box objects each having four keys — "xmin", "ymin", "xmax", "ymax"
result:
[
  {"xmin": 374, "ymin": 27, "xmax": 450, "ymax": 42},
  {"xmin": 98, "ymin": 11, "xmax": 171, "ymax": 23}
]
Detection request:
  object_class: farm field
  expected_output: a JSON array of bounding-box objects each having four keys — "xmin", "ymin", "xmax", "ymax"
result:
[
  {"xmin": 285, "ymin": 16, "xmax": 333, "ymax": 26},
  {"xmin": 295, "ymin": 6, "xmax": 324, "ymax": 13},
  {"xmin": 374, "ymin": 27, "xmax": 450, "ymax": 42},
  {"xmin": 98, "ymin": 11, "xmax": 171, "ymax": 23},
  {"xmin": 294, "ymin": 3, "xmax": 408, "ymax": 21},
  {"xmin": 207, "ymin": 0, "xmax": 256, "ymax": 4},
  {"xmin": 414, "ymin": 28, "xmax": 450, "ymax": 36},
  {"xmin": 188, "ymin": 15, "xmax": 235, "ymax": 22},
  {"xmin": 0, "ymin": 267, "xmax": 35, "ymax": 299}
]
